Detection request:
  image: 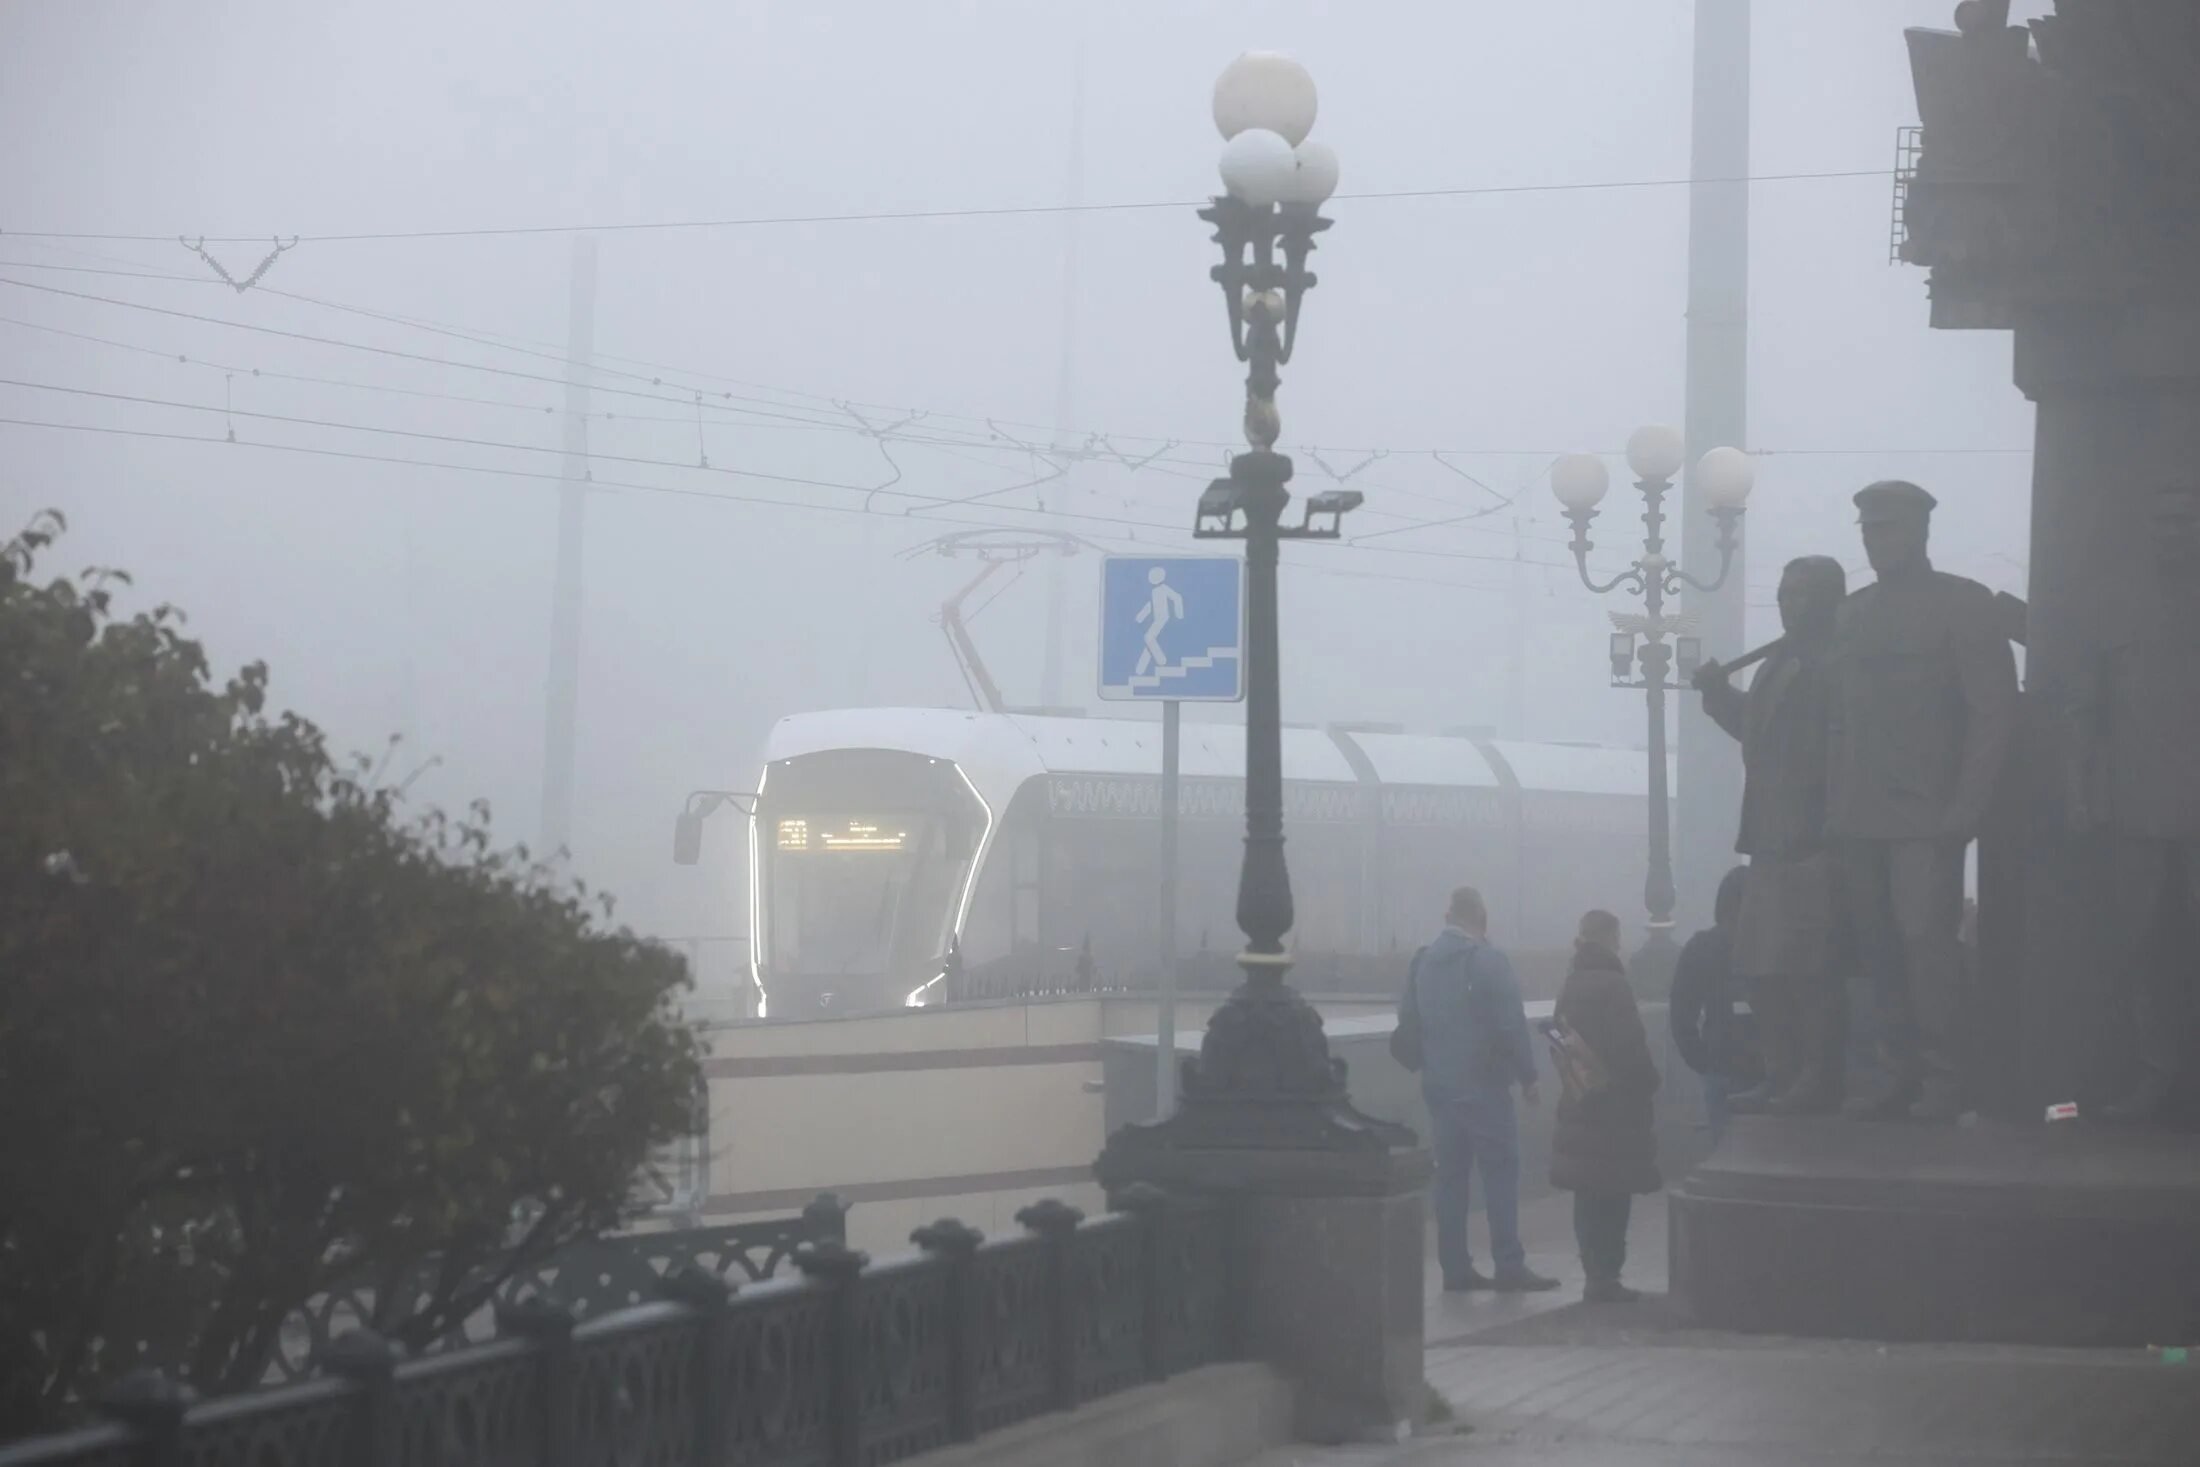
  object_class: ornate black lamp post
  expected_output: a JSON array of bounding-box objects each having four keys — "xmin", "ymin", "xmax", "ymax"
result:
[
  {"xmin": 1552, "ymin": 429, "xmax": 1751, "ymax": 975},
  {"xmin": 1095, "ymin": 60, "xmax": 1428, "ymax": 1438},
  {"xmin": 1174, "ymin": 54, "xmax": 1372, "ymax": 1109},
  {"xmin": 1100, "ymin": 52, "xmax": 1389, "ymax": 1135}
]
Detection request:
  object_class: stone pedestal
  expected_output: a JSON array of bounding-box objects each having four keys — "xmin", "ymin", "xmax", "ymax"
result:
[
  {"xmin": 1094, "ymin": 992, "xmax": 1430, "ymax": 1446},
  {"xmin": 1672, "ymin": 1116, "xmax": 2200, "ymax": 1345}
]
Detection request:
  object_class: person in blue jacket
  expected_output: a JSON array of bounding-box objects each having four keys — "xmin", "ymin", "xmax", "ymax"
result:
[{"xmin": 1398, "ymin": 885, "xmax": 1561, "ymax": 1293}]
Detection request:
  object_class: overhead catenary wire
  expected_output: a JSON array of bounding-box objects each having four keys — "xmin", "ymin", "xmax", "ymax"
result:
[
  {"xmin": 0, "ymin": 260, "xmax": 2040, "ymax": 464},
  {"xmin": 1, "ymin": 258, "xmax": 2038, "ymax": 568},
  {"xmin": 0, "ymin": 294, "xmax": 2037, "ymax": 578},
  {"xmin": 0, "ymin": 345, "xmax": 1566, "ymax": 545},
  {"xmin": 0, "ymin": 378, "xmax": 1602, "ymax": 578},
  {"xmin": 0, "ymin": 295, "xmax": 1587, "ymax": 540},
  {"xmin": 0, "ymin": 167, "xmax": 1894, "ymax": 246},
  {"xmin": 0, "ymin": 412, "xmax": 1544, "ymax": 597},
  {"xmin": 0, "ymin": 307, "xmax": 2030, "ymax": 566}
]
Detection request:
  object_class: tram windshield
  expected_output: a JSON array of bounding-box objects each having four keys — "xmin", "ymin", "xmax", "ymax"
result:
[
  {"xmin": 755, "ymin": 751, "xmax": 985, "ymax": 1013},
  {"xmin": 767, "ymin": 813, "xmax": 945, "ymax": 978}
]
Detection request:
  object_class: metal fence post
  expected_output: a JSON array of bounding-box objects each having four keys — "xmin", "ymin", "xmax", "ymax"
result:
[
  {"xmin": 802, "ymin": 1192, "xmax": 848, "ymax": 1245},
  {"xmin": 911, "ymin": 1218, "xmax": 984, "ymax": 1443},
  {"xmin": 793, "ymin": 1239, "xmax": 870, "ymax": 1467},
  {"xmin": 93, "ymin": 1370, "xmax": 194, "ymax": 1467},
  {"xmin": 1014, "ymin": 1198, "xmax": 1084, "ymax": 1412},
  {"xmin": 1109, "ymin": 1183, "xmax": 1171, "ymax": 1383},
  {"xmin": 659, "ymin": 1265, "xmax": 736, "ymax": 1467},
  {"xmin": 496, "ymin": 1295, "xmax": 577, "ymax": 1467},
  {"xmin": 319, "ymin": 1330, "xmax": 399, "ymax": 1467}
]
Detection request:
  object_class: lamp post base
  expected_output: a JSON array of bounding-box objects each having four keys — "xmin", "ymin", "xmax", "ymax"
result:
[{"xmin": 1095, "ymin": 959, "xmax": 1430, "ymax": 1445}]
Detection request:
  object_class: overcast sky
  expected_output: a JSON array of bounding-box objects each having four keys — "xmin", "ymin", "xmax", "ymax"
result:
[{"xmin": 0, "ymin": 0, "xmax": 2043, "ymax": 967}]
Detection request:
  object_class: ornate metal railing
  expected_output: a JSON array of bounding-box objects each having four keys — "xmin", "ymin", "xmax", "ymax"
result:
[
  {"xmin": 1, "ymin": 1190, "xmax": 1230, "ymax": 1467},
  {"xmin": 263, "ymin": 1195, "xmax": 848, "ymax": 1384}
]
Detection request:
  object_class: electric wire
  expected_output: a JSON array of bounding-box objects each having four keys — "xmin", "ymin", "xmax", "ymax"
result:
[{"xmin": 0, "ymin": 167, "xmax": 1893, "ymax": 246}]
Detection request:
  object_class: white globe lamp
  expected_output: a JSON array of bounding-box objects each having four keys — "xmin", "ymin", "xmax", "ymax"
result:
[
  {"xmin": 1696, "ymin": 446, "xmax": 1755, "ymax": 509},
  {"xmin": 1625, "ymin": 424, "xmax": 1685, "ymax": 483},
  {"xmin": 1282, "ymin": 140, "xmax": 1340, "ymax": 205},
  {"xmin": 1551, "ymin": 453, "xmax": 1611, "ymax": 513},
  {"xmin": 1218, "ymin": 128, "xmax": 1298, "ymax": 205},
  {"xmin": 1212, "ymin": 52, "xmax": 1318, "ymax": 146}
]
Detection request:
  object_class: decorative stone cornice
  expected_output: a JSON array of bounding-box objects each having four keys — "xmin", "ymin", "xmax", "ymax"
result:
[{"xmin": 1901, "ymin": 3, "xmax": 2200, "ymax": 328}]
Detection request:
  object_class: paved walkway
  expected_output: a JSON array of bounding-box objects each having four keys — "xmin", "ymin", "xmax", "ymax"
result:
[
  {"xmin": 1244, "ymin": 1188, "xmax": 2198, "ymax": 1466},
  {"xmin": 1419, "ymin": 1187, "xmax": 1672, "ymax": 1345}
]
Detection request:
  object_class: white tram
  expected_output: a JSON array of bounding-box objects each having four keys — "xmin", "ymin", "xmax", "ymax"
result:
[{"xmin": 741, "ymin": 708, "xmax": 1666, "ymax": 1018}]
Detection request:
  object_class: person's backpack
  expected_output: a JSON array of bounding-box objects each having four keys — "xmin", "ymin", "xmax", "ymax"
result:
[{"xmin": 1390, "ymin": 945, "xmax": 1429, "ymax": 1072}]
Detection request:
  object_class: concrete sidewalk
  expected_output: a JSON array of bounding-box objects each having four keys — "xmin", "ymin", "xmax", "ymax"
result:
[
  {"xmin": 1420, "ymin": 1188, "xmax": 1672, "ymax": 1346},
  {"xmin": 1241, "ymin": 1187, "xmax": 2200, "ymax": 1465},
  {"xmin": 1249, "ymin": 1330, "xmax": 2200, "ymax": 1466}
]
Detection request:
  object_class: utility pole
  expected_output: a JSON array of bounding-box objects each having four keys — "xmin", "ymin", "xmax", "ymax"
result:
[
  {"xmin": 1040, "ymin": 40, "xmax": 1088, "ymax": 710},
  {"xmin": 539, "ymin": 234, "xmax": 597, "ymax": 857},
  {"xmin": 1676, "ymin": 0, "xmax": 1750, "ymax": 927}
]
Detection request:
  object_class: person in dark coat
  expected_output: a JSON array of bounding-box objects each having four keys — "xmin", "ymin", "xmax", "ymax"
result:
[
  {"xmin": 1669, "ymin": 866, "xmax": 1761, "ymax": 1142},
  {"xmin": 1548, "ymin": 910, "xmax": 1662, "ymax": 1303}
]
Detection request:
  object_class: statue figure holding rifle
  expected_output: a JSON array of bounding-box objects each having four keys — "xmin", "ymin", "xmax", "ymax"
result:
[{"xmin": 1693, "ymin": 555, "xmax": 1850, "ymax": 1115}]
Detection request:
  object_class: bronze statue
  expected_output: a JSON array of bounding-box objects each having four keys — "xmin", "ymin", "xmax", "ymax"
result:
[
  {"xmin": 2070, "ymin": 482, "xmax": 2200, "ymax": 1124},
  {"xmin": 1693, "ymin": 555, "xmax": 1848, "ymax": 1115},
  {"xmin": 1825, "ymin": 481, "xmax": 2019, "ymax": 1123}
]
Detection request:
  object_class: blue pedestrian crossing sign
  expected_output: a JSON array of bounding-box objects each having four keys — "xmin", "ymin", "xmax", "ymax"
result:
[{"xmin": 1098, "ymin": 556, "xmax": 1245, "ymax": 702}]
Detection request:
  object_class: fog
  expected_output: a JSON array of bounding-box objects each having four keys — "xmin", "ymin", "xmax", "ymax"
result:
[{"xmin": 0, "ymin": 0, "xmax": 2040, "ymax": 988}]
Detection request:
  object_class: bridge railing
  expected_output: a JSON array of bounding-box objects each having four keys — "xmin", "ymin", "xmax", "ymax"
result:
[
  {"xmin": 0, "ymin": 1189, "xmax": 1230, "ymax": 1467},
  {"xmin": 261, "ymin": 1194, "xmax": 849, "ymax": 1384}
]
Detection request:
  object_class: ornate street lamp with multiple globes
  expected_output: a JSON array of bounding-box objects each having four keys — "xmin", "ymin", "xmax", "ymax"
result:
[
  {"xmin": 1168, "ymin": 52, "xmax": 1369, "ymax": 1113},
  {"xmin": 1551, "ymin": 428, "xmax": 1753, "ymax": 964}
]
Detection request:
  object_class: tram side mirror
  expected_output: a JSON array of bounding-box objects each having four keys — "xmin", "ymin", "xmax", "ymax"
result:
[{"xmin": 673, "ymin": 811, "xmax": 704, "ymax": 866}]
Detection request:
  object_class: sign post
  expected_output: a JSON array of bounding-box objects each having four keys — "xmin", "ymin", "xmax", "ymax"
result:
[
  {"xmin": 1098, "ymin": 556, "xmax": 1246, "ymax": 1120},
  {"xmin": 1158, "ymin": 698, "xmax": 1180, "ymax": 1113}
]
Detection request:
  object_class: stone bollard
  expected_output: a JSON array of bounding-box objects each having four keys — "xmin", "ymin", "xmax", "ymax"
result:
[
  {"xmin": 1014, "ymin": 1199, "xmax": 1086, "ymax": 1414},
  {"xmin": 911, "ymin": 1218, "xmax": 985, "ymax": 1444},
  {"xmin": 793, "ymin": 1238, "xmax": 870, "ymax": 1467}
]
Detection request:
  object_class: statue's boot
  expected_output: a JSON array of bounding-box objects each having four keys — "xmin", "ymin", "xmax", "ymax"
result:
[
  {"xmin": 2101, "ymin": 1065, "xmax": 2176, "ymax": 1125},
  {"xmin": 1841, "ymin": 1068, "xmax": 1918, "ymax": 1122},
  {"xmin": 1725, "ymin": 1083, "xmax": 1777, "ymax": 1115},
  {"xmin": 1768, "ymin": 982, "xmax": 1846, "ymax": 1116},
  {"xmin": 1907, "ymin": 1062, "xmax": 1966, "ymax": 1125},
  {"xmin": 1749, "ymin": 973, "xmax": 1801, "ymax": 1110},
  {"xmin": 1764, "ymin": 1067, "xmax": 1840, "ymax": 1115}
]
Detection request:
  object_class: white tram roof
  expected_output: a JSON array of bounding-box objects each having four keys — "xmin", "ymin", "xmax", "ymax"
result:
[{"xmin": 759, "ymin": 708, "xmax": 1665, "ymax": 804}]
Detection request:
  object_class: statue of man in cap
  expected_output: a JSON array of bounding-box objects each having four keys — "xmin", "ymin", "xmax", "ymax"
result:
[
  {"xmin": 1826, "ymin": 480, "xmax": 2019, "ymax": 1123},
  {"xmin": 2067, "ymin": 481, "xmax": 2200, "ymax": 1123}
]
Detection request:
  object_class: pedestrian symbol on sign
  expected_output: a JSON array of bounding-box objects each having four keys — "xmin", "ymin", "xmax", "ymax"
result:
[
  {"xmin": 1135, "ymin": 567, "xmax": 1186, "ymax": 678},
  {"xmin": 1098, "ymin": 556, "xmax": 1244, "ymax": 702}
]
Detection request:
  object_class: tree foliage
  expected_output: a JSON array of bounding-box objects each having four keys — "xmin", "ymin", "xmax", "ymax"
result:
[{"xmin": 0, "ymin": 514, "xmax": 702, "ymax": 1435}]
